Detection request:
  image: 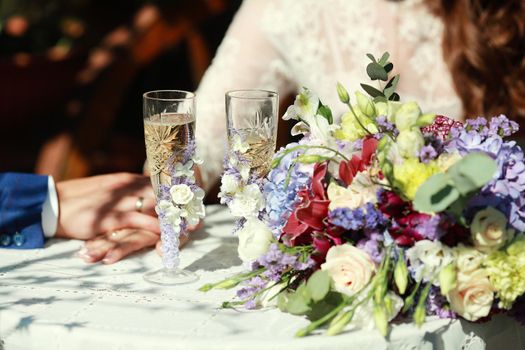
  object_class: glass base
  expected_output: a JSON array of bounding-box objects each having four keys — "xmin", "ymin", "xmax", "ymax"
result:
[{"xmin": 143, "ymin": 267, "xmax": 198, "ymax": 285}]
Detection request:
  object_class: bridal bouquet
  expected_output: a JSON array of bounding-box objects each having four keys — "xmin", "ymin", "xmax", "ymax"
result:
[{"xmin": 200, "ymin": 53, "xmax": 525, "ymax": 337}]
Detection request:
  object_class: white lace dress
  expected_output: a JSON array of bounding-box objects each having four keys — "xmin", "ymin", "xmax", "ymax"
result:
[{"xmin": 195, "ymin": 0, "xmax": 463, "ymax": 189}]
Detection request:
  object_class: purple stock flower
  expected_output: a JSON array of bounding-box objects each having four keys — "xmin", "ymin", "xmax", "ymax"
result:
[
  {"xmin": 356, "ymin": 230, "xmax": 384, "ymax": 264},
  {"xmin": 329, "ymin": 203, "xmax": 386, "ymax": 231},
  {"xmin": 426, "ymin": 286, "xmax": 457, "ymax": 319},
  {"xmin": 419, "ymin": 145, "xmax": 438, "ymax": 163}
]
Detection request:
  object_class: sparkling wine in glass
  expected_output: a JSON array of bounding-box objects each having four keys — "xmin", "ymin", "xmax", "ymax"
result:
[
  {"xmin": 225, "ymin": 90, "xmax": 279, "ymax": 178},
  {"xmin": 142, "ymin": 90, "xmax": 201, "ymax": 285}
]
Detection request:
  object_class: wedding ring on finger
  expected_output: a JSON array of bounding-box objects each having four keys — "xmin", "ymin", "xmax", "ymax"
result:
[{"xmin": 135, "ymin": 196, "xmax": 145, "ymax": 212}]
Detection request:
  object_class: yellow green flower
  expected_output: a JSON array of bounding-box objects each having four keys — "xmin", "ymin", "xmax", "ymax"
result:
[
  {"xmin": 484, "ymin": 237, "xmax": 525, "ymax": 309},
  {"xmin": 334, "ymin": 110, "xmax": 378, "ymax": 142},
  {"xmin": 393, "ymin": 158, "xmax": 440, "ymax": 200}
]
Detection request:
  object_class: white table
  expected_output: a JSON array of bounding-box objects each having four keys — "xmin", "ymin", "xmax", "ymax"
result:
[{"xmin": 1, "ymin": 205, "xmax": 524, "ymax": 350}]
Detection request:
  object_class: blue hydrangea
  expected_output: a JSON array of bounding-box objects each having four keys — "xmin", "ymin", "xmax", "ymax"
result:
[
  {"xmin": 328, "ymin": 203, "xmax": 386, "ymax": 231},
  {"xmin": 263, "ymin": 143, "xmax": 311, "ymax": 237}
]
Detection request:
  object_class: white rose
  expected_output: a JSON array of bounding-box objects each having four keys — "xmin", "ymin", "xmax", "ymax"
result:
[
  {"xmin": 406, "ymin": 240, "xmax": 454, "ymax": 285},
  {"xmin": 170, "ymin": 184, "xmax": 194, "ymax": 205},
  {"xmin": 471, "ymin": 207, "xmax": 513, "ymax": 253},
  {"xmin": 220, "ymin": 174, "xmax": 240, "ymax": 194},
  {"xmin": 157, "ymin": 200, "xmax": 182, "ymax": 227},
  {"xmin": 448, "ymin": 269, "xmax": 494, "ymax": 321},
  {"xmin": 237, "ymin": 218, "xmax": 273, "ymax": 262},
  {"xmin": 454, "ymin": 244, "xmax": 484, "ymax": 274},
  {"xmin": 180, "ymin": 188, "xmax": 205, "ymax": 226},
  {"xmin": 327, "ymin": 172, "xmax": 378, "ymax": 211},
  {"xmin": 229, "ymin": 184, "xmax": 264, "ymax": 218},
  {"xmin": 321, "ymin": 244, "xmax": 376, "ymax": 296}
]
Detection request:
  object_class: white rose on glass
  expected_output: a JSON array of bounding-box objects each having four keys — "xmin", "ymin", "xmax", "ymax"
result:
[
  {"xmin": 220, "ymin": 174, "xmax": 240, "ymax": 194},
  {"xmin": 237, "ymin": 218, "xmax": 273, "ymax": 262},
  {"xmin": 471, "ymin": 207, "xmax": 513, "ymax": 253},
  {"xmin": 448, "ymin": 269, "xmax": 494, "ymax": 321},
  {"xmin": 229, "ymin": 184, "xmax": 265, "ymax": 218},
  {"xmin": 321, "ymin": 244, "xmax": 376, "ymax": 296},
  {"xmin": 157, "ymin": 200, "xmax": 182, "ymax": 229},
  {"xmin": 170, "ymin": 184, "xmax": 194, "ymax": 205},
  {"xmin": 232, "ymin": 134, "xmax": 249, "ymax": 154},
  {"xmin": 181, "ymin": 188, "xmax": 205, "ymax": 226},
  {"xmin": 406, "ymin": 240, "xmax": 454, "ymax": 286},
  {"xmin": 173, "ymin": 161, "xmax": 194, "ymax": 180},
  {"xmin": 454, "ymin": 244, "xmax": 484, "ymax": 274}
]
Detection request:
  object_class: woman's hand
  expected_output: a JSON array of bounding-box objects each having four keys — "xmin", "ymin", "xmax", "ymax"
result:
[{"xmin": 56, "ymin": 173, "xmax": 159, "ymax": 240}]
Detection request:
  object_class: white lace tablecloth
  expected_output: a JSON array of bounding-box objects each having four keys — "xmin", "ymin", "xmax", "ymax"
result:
[{"xmin": 1, "ymin": 205, "xmax": 524, "ymax": 350}]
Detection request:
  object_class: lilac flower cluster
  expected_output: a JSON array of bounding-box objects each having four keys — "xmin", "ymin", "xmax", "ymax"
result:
[
  {"xmin": 376, "ymin": 115, "xmax": 398, "ymax": 136},
  {"xmin": 356, "ymin": 230, "xmax": 385, "ymax": 264},
  {"xmin": 328, "ymin": 202, "xmax": 387, "ymax": 231},
  {"xmin": 237, "ymin": 244, "xmax": 315, "ymax": 309},
  {"xmin": 447, "ymin": 115, "xmax": 525, "ymax": 231},
  {"xmin": 418, "ymin": 135, "xmax": 443, "ymax": 163},
  {"xmin": 426, "ymin": 286, "xmax": 457, "ymax": 319},
  {"xmin": 263, "ymin": 143, "xmax": 311, "ymax": 236}
]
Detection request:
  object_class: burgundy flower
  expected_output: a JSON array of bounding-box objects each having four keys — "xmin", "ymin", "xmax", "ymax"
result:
[
  {"xmin": 282, "ymin": 163, "xmax": 330, "ymax": 246},
  {"xmin": 421, "ymin": 115, "xmax": 463, "ymax": 141}
]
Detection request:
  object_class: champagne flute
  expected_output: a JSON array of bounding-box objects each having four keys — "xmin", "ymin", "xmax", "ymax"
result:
[
  {"xmin": 142, "ymin": 90, "xmax": 203, "ymax": 285},
  {"xmin": 225, "ymin": 90, "xmax": 279, "ymax": 178}
]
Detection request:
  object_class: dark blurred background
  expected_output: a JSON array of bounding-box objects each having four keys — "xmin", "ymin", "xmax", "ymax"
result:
[{"xmin": 0, "ymin": 0, "xmax": 243, "ymax": 192}]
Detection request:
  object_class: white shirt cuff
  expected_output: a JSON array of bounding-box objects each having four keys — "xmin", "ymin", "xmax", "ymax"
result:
[{"xmin": 42, "ymin": 176, "xmax": 59, "ymax": 238}]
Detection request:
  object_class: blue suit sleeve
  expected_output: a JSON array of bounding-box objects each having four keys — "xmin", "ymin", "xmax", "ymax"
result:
[{"xmin": 0, "ymin": 173, "xmax": 48, "ymax": 249}]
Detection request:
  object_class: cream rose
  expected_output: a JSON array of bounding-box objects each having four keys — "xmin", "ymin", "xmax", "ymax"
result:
[
  {"xmin": 454, "ymin": 244, "xmax": 484, "ymax": 273},
  {"xmin": 170, "ymin": 184, "xmax": 194, "ymax": 205},
  {"xmin": 327, "ymin": 172, "xmax": 378, "ymax": 211},
  {"xmin": 448, "ymin": 269, "xmax": 494, "ymax": 321},
  {"xmin": 321, "ymin": 244, "xmax": 376, "ymax": 296},
  {"xmin": 237, "ymin": 218, "xmax": 273, "ymax": 262},
  {"xmin": 471, "ymin": 207, "xmax": 513, "ymax": 253}
]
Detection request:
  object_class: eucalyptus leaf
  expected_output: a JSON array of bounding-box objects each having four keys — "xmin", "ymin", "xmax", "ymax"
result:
[
  {"xmin": 306, "ymin": 270, "xmax": 331, "ymax": 302},
  {"xmin": 389, "ymin": 92, "xmax": 400, "ymax": 101},
  {"xmin": 361, "ymin": 83, "xmax": 384, "ymax": 98},
  {"xmin": 414, "ymin": 173, "xmax": 460, "ymax": 213},
  {"xmin": 378, "ymin": 52, "xmax": 390, "ymax": 65},
  {"xmin": 366, "ymin": 53, "xmax": 376, "ymax": 62},
  {"xmin": 285, "ymin": 292, "xmax": 311, "ymax": 315},
  {"xmin": 374, "ymin": 96, "xmax": 388, "ymax": 103},
  {"xmin": 447, "ymin": 153, "xmax": 497, "ymax": 195},
  {"xmin": 367, "ymin": 62, "xmax": 388, "ymax": 81},
  {"xmin": 383, "ymin": 62, "xmax": 394, "ymax": 73}
]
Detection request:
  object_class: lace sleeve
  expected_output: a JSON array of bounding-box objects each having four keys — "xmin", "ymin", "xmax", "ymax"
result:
[{"xmin": 196, "ymin": 0, "xmax": 294, "ymax": 191}]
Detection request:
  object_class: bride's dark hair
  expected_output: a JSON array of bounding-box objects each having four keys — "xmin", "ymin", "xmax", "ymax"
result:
[{"xmin": 426, "ymin": 0, "xmax": 525, "ymax": 121}]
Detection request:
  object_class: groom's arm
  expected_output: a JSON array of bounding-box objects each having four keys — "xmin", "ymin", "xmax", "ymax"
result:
[{"xmin": 0, "ymin": 173, "xmax": 58, "ymax": 249}]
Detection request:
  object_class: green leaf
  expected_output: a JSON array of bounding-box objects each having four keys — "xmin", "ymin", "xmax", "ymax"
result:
[
  {"xmin": 317, "ymin": 104, "xmax": 333, "ymax": 124},
  {"xmin": 366, "ymin": 53, "xmax": 376, "ymax": 62},
  {"xmin": 373, "ymin": 96, "xmax": 388, "ymax": 103},
  {"xmin": 378, "ymin": 52, "xmax": 390, "ymax": 66},
  {"xmin": 384, "ymin": 75, "xmax": 400, "ymax": 98},
  {"xmin": 447, "ymin": 153, "xmax": 497, "ymax": 195},
  {"xmin": 383, "ymin": 62, "xmax": 393, "ymax": 73},
  {"xmin": 306, "ymin": 270, "xmax": 331, "ymax": 302},
  {"xmin": 286, "ymin": 285, "xmax": 312, "ymax": 315},
  {"xmin": 361, "ymin": 83, "xmax": 384, "ymax": 98},
  {"xmin": 367, "ymin": 62, "xmax": 388, "ymax": 81},
  {"xmin": 413, "ymin": 173, "xmax": 460, "ymax": 213},
  {"xmin": 389, "ymin": 92, "xmax": 400, "ymax": 101}
]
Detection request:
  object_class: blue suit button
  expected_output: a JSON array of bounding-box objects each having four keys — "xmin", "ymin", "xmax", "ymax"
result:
[
  {"xmin": 0, "ymin": 234, "xmax": 11, "ymax": 246},
  {"xmin": 13, "ymin": 232, "xmax": 25, "ymax": 246}
]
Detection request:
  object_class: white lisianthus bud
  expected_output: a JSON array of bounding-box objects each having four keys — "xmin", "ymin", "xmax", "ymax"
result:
[
  {"xmin": 439, "ymin": 263, "xmax": 457, "ymax": 295},
  {"xmin": 396, "ymin": 129, "xmax": 424, "ymax": 158},
  {"xmin": 170, "ymin": 184, "xmax": 194, "ymax": 205},
  {"xmin": 336, "ymin": 82, "xmax": 350, "ymax": 104},
  {"xmin": 471, "ymin": 207, "xmax": 513, "ymax": 253},
  {"xmin": 237, "ymin": 218, "xmax": 273, "ymax": 262},
  {"xmin": 355, "ymin": 91, "xmax": 375, "ymax": 117}
]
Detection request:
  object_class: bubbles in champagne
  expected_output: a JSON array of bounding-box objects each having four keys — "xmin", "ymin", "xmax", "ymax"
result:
[{"xmin": 144, "ymin": 113, "xmax": 194, "ymax": 195}]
